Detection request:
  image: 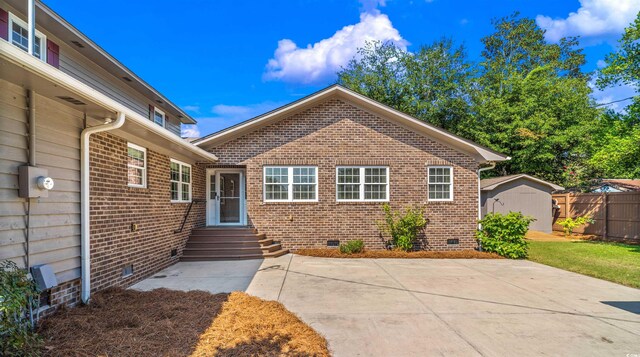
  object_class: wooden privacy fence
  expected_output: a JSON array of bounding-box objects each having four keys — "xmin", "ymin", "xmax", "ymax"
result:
[{"xmin": 552, "ymin": 192, "xmax": 640, "ymax": 241}]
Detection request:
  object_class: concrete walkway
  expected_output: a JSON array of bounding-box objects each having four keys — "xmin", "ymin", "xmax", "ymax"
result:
[{"xmin": 132, "ymin": 255, "xmax": 640, "ymax": 357}]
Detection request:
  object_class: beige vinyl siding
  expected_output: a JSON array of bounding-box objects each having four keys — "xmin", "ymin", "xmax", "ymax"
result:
[{"xmin": 0, "ymin": 78, "xmax": 82, "ymax": 283}]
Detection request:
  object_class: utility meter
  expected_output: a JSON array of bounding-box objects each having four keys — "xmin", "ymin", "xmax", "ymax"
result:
[
  {"xmin": 18, "ymin": 166, "xmax": 53, "ymax": 198},
  {"xmin": 37, "ymin": 176, "xmax": 55, "ymax": 190}
]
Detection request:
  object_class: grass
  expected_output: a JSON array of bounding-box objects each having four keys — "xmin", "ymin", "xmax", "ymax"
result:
[
  {"xmin": 528, "ymin": 240, "xmax": 640, "ymax": 289},
  {"xmin": 39, "ymin": 288, "xmax": 329, "ymax": 357},
  {"xmin": 296, "ymin": 249, "xmax": 502, "ymax": 259}
]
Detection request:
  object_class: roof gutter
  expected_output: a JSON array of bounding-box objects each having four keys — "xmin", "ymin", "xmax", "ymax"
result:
[
  {"xmin": 0, "ymin": 41, "xmax": 217, "ymax": 162},
  {"xmin": 80, "ymin": 113, "xmax": 125, "ymax": 303}
]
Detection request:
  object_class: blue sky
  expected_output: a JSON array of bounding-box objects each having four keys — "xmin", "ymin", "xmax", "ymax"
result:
[{"xmin": 45, "ymin": 0, "xmax": 639, "ymax": 137}]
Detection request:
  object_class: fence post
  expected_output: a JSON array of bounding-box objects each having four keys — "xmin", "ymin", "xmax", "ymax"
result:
[{"xmin": 603, "ymin": 192, "xmax": 608, "ymax": 239}]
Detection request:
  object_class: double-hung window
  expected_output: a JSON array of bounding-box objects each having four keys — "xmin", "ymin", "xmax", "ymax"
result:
[
  {"xmin": 428, "ymin": 166, "xmax": 453, "ymax": 201},
  {"xmin": 170, "ymin": 159, "xmax": 191, "ymax": 202},
  {"xmin": 9, "ymin": 13, "xmax": 46, "ymax": 61},
  {"xmin": 127, "ymin": 143, "xmax": 146, "ymax": 188},
  {"xmin": 153, "ymin": 107, "xmax": 166, "ymax": 127},
  {"xmin": 264, "ymin": 166, "xmax": 317, "ymax": 202},
  {"xmin": 336, "ymin": 167, "xmax": 389, "ymax": 202}
]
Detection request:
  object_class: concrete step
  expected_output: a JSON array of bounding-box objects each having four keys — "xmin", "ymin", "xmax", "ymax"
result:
[
  {"xmin": 180, "ymin": 249, "xmax": 289, "ymax": 261},
  {"xmin": 186, "ymin": 234, "xmax": 266, "ymax": 242}
]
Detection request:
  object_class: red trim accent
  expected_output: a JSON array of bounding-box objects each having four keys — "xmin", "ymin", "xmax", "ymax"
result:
[
  {"xmin": 0, "ymin": 8, "xmax": 8, "ymax": 41},
  {"xmin": 46, "ymin": 39, "xmax": 59, "ymax": 68}
]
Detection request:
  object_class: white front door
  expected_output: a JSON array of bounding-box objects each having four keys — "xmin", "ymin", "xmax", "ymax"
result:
[{"xmin": 206, "ymin": 169, "xmax": 246, "ymax": 226}]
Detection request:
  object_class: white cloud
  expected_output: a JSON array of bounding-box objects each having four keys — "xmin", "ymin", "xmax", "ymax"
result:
[
  {"xmin": 590, "ymin": 78, "xmax": 637, "ymax": 112},
  {"xmin": 264, "ymin": 12, "xmax": 408, "ymax": 84},
  {"xmin": 536, "ymin": 0, "xmax": 640, "ymax": 43},
  {"xmin": 182, "ymin": 105, "xmax": 200, "ymax": 113},
  {"xmin": 181, "ymin": 125, "xmax": 201, "ymax": 138}
]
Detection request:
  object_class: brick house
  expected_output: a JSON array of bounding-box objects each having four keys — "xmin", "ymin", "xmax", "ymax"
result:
[
  {"xmin": 0, "ymin": 0, "xmax": 507, "ymax": 312},
  {"xmin": 194, "ymin": 86, "xmax": 508, "ymax": 252}
]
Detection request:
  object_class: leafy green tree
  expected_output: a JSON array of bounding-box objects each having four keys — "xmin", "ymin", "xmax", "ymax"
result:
[
  {"xmin": 338, "ymin": 39, "xmax": 475, "ymax": 133},
  {"xmin": 590, "ymin": 12, "xmax": 640, "ymax": 179},
  {"xmin": 469, "ymin": 13, "xmax": 599, "ymax": 185}
]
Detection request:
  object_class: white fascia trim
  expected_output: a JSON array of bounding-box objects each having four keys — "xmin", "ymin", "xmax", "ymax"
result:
[
  {"xmin": 482, "ymin": 174, "xmax": 564, "ymax": 191},
  {"xmin": 0, "ymin": 40, "xmax": 218, "ymax": 162},
  {"xmin": 196, "ymin": 85, "xmax": 508, "ymax": 162}
]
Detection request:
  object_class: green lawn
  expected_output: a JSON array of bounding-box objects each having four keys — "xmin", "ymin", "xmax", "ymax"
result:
[{"xmin": 528, "ymin": 240, "xmax": 640, "ymax": 289}]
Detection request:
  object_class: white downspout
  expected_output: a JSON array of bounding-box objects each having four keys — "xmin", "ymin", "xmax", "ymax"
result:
[
  {"xmin": 80, "ymin": 113, "xmax": 125, "ymax": 304},
  {"xmin": 27, "ymin": 0, "xmax": 35, "ymax": 56},
  {"xmin": 476, "ymin": 162, "xmax": 497, "ymax": 251}
]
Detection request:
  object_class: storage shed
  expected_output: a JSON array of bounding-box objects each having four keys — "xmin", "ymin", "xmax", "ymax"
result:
[{"xmin": 480, "ymin": 174, "xmax": 564, "ymax": 233}]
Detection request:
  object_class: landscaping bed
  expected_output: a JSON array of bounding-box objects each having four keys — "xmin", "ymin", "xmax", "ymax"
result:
[
  {"xmin": 39, "ymin": 288, "xmax": 329, "ymax": 357},
  {"xmin": 296, "ymin": 249, "xmax": 502, "ymax": 259},
  {"xmin": 528, "ymin": 240, "xmax": 640, "ymax": 288}
]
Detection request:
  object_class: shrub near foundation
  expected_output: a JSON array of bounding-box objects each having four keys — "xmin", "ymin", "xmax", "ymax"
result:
[
  {"xmin": 339, "ymin": 240, "xmax": 364, "ymax": 254},
  {"xmin": 476, "ymin": 212, "xmax": 535, "ymax": 259}
]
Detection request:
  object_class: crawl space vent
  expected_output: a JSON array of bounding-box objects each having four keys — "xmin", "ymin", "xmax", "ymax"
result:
[
  {"xmin": 56, "ymin": 96, "xmax": 86, "ymax": 106},
  {"xmin": 327, "ymin": 240, "xmax": 340, "ymax": 247},
  {"xmin": 170, "ymin": 249, "xmax": 178, "ymax": 257},
  {"xmin": 122, "ymin": 264, "xmax": 134, "ymax": 277},
  {"xmin": 447, "ymin": 238, "xmax": 460, "ymax": 245}
]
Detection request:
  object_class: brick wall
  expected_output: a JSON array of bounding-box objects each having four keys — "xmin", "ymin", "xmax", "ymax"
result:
[
  {"xmin": 204, "ymin": 98, "xmax": 480, "ymax": 251},
  {"xmin": 89, "ymin": 132, "xmax": 205, "ymax": 292}
]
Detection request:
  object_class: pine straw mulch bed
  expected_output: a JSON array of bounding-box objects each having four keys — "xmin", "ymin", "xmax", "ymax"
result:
[
  {"xmin": 295, "ymin": 249, "xmax": 502, "ymax": 259},
  {"xmin": 38, "ymin": 288, "xmax": 330, "ymax": 357}
]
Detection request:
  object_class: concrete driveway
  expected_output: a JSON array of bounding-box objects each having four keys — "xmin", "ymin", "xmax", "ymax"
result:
[{"xmin": 132, "ymin": 255, "xmax": 640, "ymax": 356}]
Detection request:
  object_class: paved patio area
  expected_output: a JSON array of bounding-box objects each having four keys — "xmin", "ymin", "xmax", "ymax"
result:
[{"xmin": 132, "ymin": 255, "xmax": 640, "ymax": 357}]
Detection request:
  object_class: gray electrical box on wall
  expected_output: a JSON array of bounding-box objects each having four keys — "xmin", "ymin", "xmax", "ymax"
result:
[{"xmin": 18, "ymin": 166, "xmax": 54, "ymax": 198}]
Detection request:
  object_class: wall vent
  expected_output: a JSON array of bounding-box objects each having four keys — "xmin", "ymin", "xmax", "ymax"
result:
[
  {"xmin": 327, "ymin": 240, "xmax": 340, "ymax": 247},
  {"xmin": 170, "ymin": 249, "xmax": 178, "ymax": 257},
  {"xmin": 155, "ymin": 99, "xmax": 164, "ymax": 104},
  {"xmin": 122, "ymin": 264, "xmax": 134, "ymax": 277},
  {"xmin": 56, "ymin": 96, "xmax": 86, "ymax": 106},
  {"xmin": 122, "ymin": 76, "xmax": 133, "ymax": 82},
  {"xmin": 70, "ymin": 40, "xmax": 85, "ymax": 48},
  {"xmin": 447, "ymin": 239, "xmax": 460, "ymax": 245}
]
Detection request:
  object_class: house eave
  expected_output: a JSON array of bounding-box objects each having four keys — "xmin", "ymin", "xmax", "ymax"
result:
[
  {"xmin": 195, "ymin": 85, "xmax": 509, "ymax": 163},
  {"xmin": 0, "ymin": 40, "xmax": 217, "ymax": 163}
]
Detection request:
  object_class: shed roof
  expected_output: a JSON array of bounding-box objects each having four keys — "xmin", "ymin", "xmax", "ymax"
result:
[{"xmin": 480, "ymin": 174, "xmax": 564, "ymax": 191}]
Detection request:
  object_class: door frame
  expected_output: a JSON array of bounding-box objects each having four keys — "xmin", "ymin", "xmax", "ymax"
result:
[{"xmin": 206, "ymin": 168, "xmax": 247, "ymax": 226}]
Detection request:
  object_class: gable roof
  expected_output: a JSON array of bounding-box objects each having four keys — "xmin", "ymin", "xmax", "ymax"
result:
[
  {"xmin": 195, "ymin": 85, "xmax": 509, "ymax": 163},
  {"xmin": 481, "ymin": 174, "xmax": 564, "ymax": 191}
]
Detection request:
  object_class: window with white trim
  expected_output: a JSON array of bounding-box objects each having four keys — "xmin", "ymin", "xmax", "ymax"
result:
[
  {"xmin": 428, "ymin": 166, "xmax": 453, "ymax": 201},
  {"xmin": 264, "ymin": 166, "xmax": 317, "ymax": 202},
  {"xmin": 127, "ymin": 143, "xmax": 146, "ymax": 188},
  {"xmin": 9, "ymin": 13, "xmax": 46, "ymax": 61},
  {"xmin": 336, "ymin": 167, "xmax": 389, "ymax": 201},
  {"xmin": 153, "ymin": 107, "xmax": 165, "ymax": 127},
  {"xmin": 170, "ymin": 159, "xmax": 191, "ymax": 202}
]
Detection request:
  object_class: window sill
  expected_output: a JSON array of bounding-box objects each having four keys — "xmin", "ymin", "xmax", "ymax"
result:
[
  {"xmin": 335, "ymin": 200, "xmax": 389, "ymax": 205},
  {"xmin": 261, "ymin": 201, "xmax": 319, "ymax": 205},
  {"xmin": 171, "ymin": 200, "xmax": 192, "ymax": 204},
  {"xmin": 426, "ymin": 200, "xmax": 455, "ymax": 204},
  {"xmin": 127, "ymin": 184, "xmax": 147, "ymax": 189}
]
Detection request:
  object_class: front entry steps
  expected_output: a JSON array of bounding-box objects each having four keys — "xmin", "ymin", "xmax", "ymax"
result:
[{"xmin": 181, "ymin": 227, "xmax": 289, "ymax": 261}]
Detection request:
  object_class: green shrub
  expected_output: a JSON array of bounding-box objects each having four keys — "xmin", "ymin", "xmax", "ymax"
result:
[
  {"xmin": 556, "ymin": 215, "xmax": 595, "ymax": 237},
  {"xmin": 378, "ymin": 204, "xmax": 428, "ymax": 252},
  {"xmin": 0, "ymin": 260, "xmax": 42, "ymax": 356},
  {"xmin": 339, "ymin": 240, "xmax": 365, "ymax": 254},
  {"xmin": 476, "ymin": 212, "xmax": 535, "ymax": 259}
]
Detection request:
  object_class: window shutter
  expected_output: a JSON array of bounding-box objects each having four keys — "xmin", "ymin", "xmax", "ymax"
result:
[
  {"xmin": 0, "ymin": 8, "xmax": 8, "ymax": 41},
  {"xmin": 46, "ymin": 39, "xmax": 59, "ymax": 68},
  {"xmin": 164, "ymin": 114, "xmax": 169, "ymax": 127},
  {"xmin": 149, "ymin": 104, "xmax": 154, "ymax": 120}
]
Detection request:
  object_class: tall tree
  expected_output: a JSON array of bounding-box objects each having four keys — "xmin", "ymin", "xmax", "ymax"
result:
[
  {"xmin": 470, "ymin": 13, "xmax": 599, "ymax": 185},
  {"xmin": 590, "ymin": 12, "xmax": 640, "ymax": 179},
  {"xmin": 338, "ymin": 39, "xmax": 475, "ymax": 133}
]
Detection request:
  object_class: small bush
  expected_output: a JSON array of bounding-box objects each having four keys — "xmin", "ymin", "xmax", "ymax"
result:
[
  {"xmin": 378, "ymin": 204, "xmax": 428, "ymax": 252},
  {"xmin": 476, "ymin": 212, "xmax": 535, "ymax": 259},
  {"xmin": 339, "ymin": 240, "xmax": 364, "ymax": 254},
  {"xmin": 556, "ymin": 215, "xmax": 595, "ymax": 237},
  {"xmin": 0, "ymin": 260, "xmax": 42, "ymax": 356}
]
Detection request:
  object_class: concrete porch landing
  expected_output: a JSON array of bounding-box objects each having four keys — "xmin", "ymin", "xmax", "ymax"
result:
[{"xmin": 131, "ymin": 255, "xmax": 640, "ymax": 357}]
